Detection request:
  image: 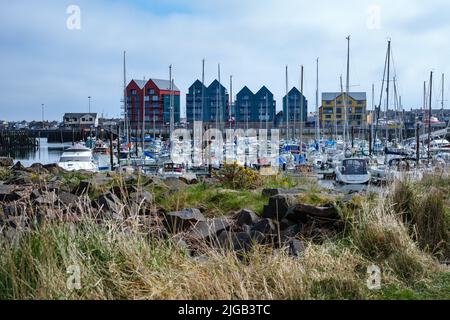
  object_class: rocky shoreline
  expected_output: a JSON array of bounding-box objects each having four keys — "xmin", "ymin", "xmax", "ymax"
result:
[{"xmin": 0, "ymin": 159, "xmax": 347, "ymax": 258}]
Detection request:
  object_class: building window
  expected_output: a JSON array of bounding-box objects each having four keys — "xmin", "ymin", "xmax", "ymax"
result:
[
  {"xmin": 147, "ymin": 89, "xmax": 155, "ymax": 95},
  {"xmin": 89, "ymin": 118, "xmax": 93, "ymax": 121},
  {"xmin": 81, "ymin": 118, "xmax": 85, "ymax": 121},
  {"xmin": 152, "ymin": 96, "xmax": 158, "ymax": 101},
  {"xmin": 131, "ymin": 89, "xmax": 137, "ymax": 95}
]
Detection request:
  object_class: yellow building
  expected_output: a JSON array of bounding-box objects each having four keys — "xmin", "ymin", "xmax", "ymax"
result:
[{"xmin": 319, "ymin": 92, "xmax": 367, "ymax": 131}]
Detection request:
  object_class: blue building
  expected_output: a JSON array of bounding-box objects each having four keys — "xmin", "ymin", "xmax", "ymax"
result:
[
  {"xmin": 186, "ymin": 79, "xmax": 229, "ymax": 126},
  {"xmin": 282, "ymin": 87, "xmax": 308, "ymax": 124},
  {"xmin": 234, "ymin": 86, "xmax": 276, "ymax": 129}
]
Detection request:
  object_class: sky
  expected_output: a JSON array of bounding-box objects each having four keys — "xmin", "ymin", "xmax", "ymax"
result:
[{"xmin": 1, "ymin": 0, "xmax": 450, "ymax": 121}]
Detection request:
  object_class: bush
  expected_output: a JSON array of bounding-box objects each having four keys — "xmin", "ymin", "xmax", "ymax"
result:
[{"xmin": 214, "ymin": 162, "xmax": 261, "ymax": 190}]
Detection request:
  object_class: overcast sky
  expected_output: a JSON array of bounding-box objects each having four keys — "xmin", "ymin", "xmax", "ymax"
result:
[{"xmin": 1, "ymin": 0, "xmax": 450, "ymax": 121}]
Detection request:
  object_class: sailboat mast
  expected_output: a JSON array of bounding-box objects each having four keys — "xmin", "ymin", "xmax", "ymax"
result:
[
  {"xmin": 428, "ymin": 71, "xmax": 433, "ymax": 159},
  {"xmin": 300, "ymin": 65, "xmax": 304, "ymax": 150},
  {"xmin": 442, "ymin": 73, "xmax": 445, "ymax": 120},
  {"xmin": 285, "ymin": 65, "xmax": 289, "ymax": 141},
  {"xmin": 315, "ymin": 58, "xmax": 319, "ymax": 142},
  {"xmin": 230, "ymin": 75, "xmax": 233, "ymax": 130},
  {"xmin": 345, "ymin": 36, "xmax": 350, "ymax": 145},
  {"xmin": 142, "ymin": 76, "xmax": 146, "ymax": 152},
  {"xmin": 202, "ymin": 59, "xmax": 205, "ymax": 123},
  {"xmin": 340, "ymin": 75, "xmax": 346, "ymax": 144},
  {"xmin": 218, "ymin": 64, "xmax": 222, "ymax": 132},
  {"xmin": 169, "ymin": 65, "xmax": 174, "ymax": 139},
  {"xmin": 123, "ymin": 51, "xmax": 130, "ymax": 151},
  {"xmin": 385, "ymin": 40, "xmax": 391, "ymax": 145}
]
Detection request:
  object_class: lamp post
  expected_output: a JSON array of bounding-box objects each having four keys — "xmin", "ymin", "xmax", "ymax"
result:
[{"xmin": 41, "ymin": 104, "xmax": 45, "ymax": 129}]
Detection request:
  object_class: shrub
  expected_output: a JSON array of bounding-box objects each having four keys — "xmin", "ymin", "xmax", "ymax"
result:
[{"xmin": 214, "ymin": 162, "xmax": 261, "ymax": 190}]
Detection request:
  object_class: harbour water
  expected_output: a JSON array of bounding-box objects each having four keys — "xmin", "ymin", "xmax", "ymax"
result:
[{"xmin": 0, "ymin": 138, "xmax": 70, "ymax": 167}]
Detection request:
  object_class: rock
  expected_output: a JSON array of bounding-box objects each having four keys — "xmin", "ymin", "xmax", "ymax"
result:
[
  {"xmin": 11, "ymin": 161, "xmax": 25, "ymax": 171},
  {"xmin": 30, "ymin": 189, "xmax": 41, "ymax": 200},
  {"xmin": 6, "ymin": 171, "xmax": 33, "ymax": 185},
  {"xmin": 249, "ymin": 230, "xmax": 266, "ymax": 244},
  {"xmin": 0, "ymin": 185, "xmax": 20, "ymax": 202},
  {"xmin": 287, "ymin": 239, "xmax": 306, "ymax": 257},
  {"xmin": 162, "ymin": 208, "xmax": 205, "ymax": 233},
  {"xmin": 234, "ymin": 209, "xmax": 260, "ymax": 227},
  {"xmin": 97, "ymin": 192, "xmax": 124, "ymax": 216},
  {"xmin": 34, "ymin": 191, "xmax": 58, "ymax": 206},
  {"xmin": 262, "ymin": 194, "xmax": 299, "ymax": 220},
  {"xmin": 163, "ymin": 177, "xmax": 187, "ymax": 191},
  {"xmin": 129, "ymin": 190, "xmax": 154, "ymax": 206},
  {"xmin": 285, "ymin": 204, "xmax": 339, "ymax": 223},
  {"xmin": 280, "ymin": 224, "xmax": 302, "ymax": 240},
  {"xmin": 58, "ymin": 191, "xmax": 78, "ymax": 206},
  {"xmin": 2, "ymin": 204, "xmax": 19, "ymax": 216},
  {"xmin": 179, "ymin": 173, "xmax": 198, "ymax": 185},
  {"xmin": 218, "ymin": 231, "xmax": 253, "ymax": 253},
  {"xmin": 43, "ymin": 163, "xmax": 63, "ymax": 175},
  {"xmin": 188, "ymin": 218, "xmax": 230, "ymax": 241},
  {"xmin": 0, "ymin": 157, "xmax": 13, "ymax": 167},
  {"xmin": 280, "ymin": 218, "xmax": 297, "ymax": 230},
  {"xmin": 27, "ymin": 163, "xmax": 49, "ymax": 174},
  {"xmin": 251, "ymin": 218, "xmax": 277, "ymax": 236}
]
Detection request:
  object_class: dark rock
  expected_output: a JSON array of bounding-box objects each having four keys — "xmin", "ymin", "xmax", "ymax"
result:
[
  {"xmin": 162, "ymin": 208, "xmax": 205, "ymax": 233},
  {"xmin": 43, "ymin": 163, "xmax": 63, "ymax": 175},
  {"xmin": 251, "ymin": 218, "xmax": 277, "ymax": 236},
  {"xmin": 249, "ymin": 230, "xmax": 266, "ymax": 244},
  {"xmin": 58, "ymin": 191, "xmax": 78, "ymax": 206},
  {"xmin": 179, "ymin": 174, "xmax": 198, "ymax": 185},
  {"xmin": 163, "ymin": 177, "xmax": 187, "ymax": 191},
  {"xmin": 188, "ymin": 218, "xmax": 230, "ymax": 241},
  {"xmin": 2, "ymin": 204, "xmax": 18, "ymax": 216},
  {"xmin": 0, "ymin": 185, "xmax": 20, "ymax": 202},
  {"xmin": 30, "ymin": 189, "xmax": 42, "ymax": 200},
  {"xmin": 0, "ymin": 157, "xmax": 13, "ymax": 167},
  {"xmin": 280, "ymin": 224, "xmax": 302, "ymax": 240},
  {"xmin": 280, "ymin": 218, "xmax": 297, "ymax": 230},
  {"xmin": 285, "ymin": 203, "xmax": 339, "ymax": 223},
  {"xmin": 97, "ymin": 192, "xmax": 124, "ymax": 216},
  {"xmin": 34, "ymin": 191, "xmax": 58, "ymax": 206},
  {"xmin": 218, "ymin": 231, "xmax": 253, "ymax": 252},
  {"xmin": 234, "ymin": 209, "xmax": 260, "ymax": 227},
  {"xmin": 129, "ymin": 190, "xmax": 154, "ymax": 206},
  {"xmin": 262, "ymin": 194, "xmax": 299, "ymax": 220},
  {"xmin": 27, "ymin": 163, "xmax": 49, "ymax": 174},
  {"xmin": 6, "ymin": 171, "xmax": 33, "ymax": 185},
  {"xmin": 11, "ymin": 161, "xmax": 25, "ymax": 171},
  {"xmin": 287, "ymin": 239, "xmax": 306, "ymax": 257}
]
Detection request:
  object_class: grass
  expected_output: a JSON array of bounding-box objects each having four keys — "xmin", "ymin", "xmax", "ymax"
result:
[{"xmin": 0, "ymin": 173, "xmax": 448, "ymax": 300}]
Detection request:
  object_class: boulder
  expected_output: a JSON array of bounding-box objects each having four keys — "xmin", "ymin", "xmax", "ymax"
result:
[
  {"xmin": 287, "ymin": 239, "xmax": 306, "ymax": 257},
  {"xmin": 11, "ymin": 161, "xmax": 25, "ymax": 171},
  {"xmin": 234, "ymin": 209, "xmax": 260, "ymax": 227},
  {"xmin": 179, "ymin": 173, "xmax": 198, "ymax": 185},
  {"xmin": 58, "ymin": 191, "xmax": 79, "ymax": 206},
  {"xmin": 163, "ymin": 177, "xmax": 187, "ymax": 191},
  {"xmin": 0, "ymin": 185, "xmax": 20, "ymax": 202},
  {"xmin": 97, "ymin": 192, "xmax": 124, "ymax": 216},
  {"xmin": 27, "ymin": 163, "xmax": 49, "ymax": 174},
  {"xmin": 217, "ymin": 231, "xmax": 253, "ymax": 253},
  {"xmin": 34, "ymin": 191, "xmax": 58, "ymax": 206},
  {"xmin": 251, "ymin": 218, "xmax": 277, "ymax": 236},
  {"xmin": 188, "ymin": 218, "xmax": 230, "ymax": 241},
  {"xmin": 43, "ymin": 163, "xmax": 63, "ymax": 175},
  {"xmin": 285, "ymin": 203, "xmax": 339, "ymax": 223},
  {"xmin": 129, "ymin": 190, "xmax": 154, "ymax": 206},
  {"xmin": 0, "ymin": 157, "xmax": 13, "ymax": 167},
  {"xmin": 262, "ymin": 194, "xmax": 299, "ymax": 220},
  {"xmin": 162, "ymin": 208, "xmax": 205, "ymax": 233},
  {"xmin": 280, "ymin": 224, "xmax": 302, "ymax": 241}
]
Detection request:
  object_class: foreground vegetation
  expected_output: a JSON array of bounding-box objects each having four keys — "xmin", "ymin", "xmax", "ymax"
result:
[{"xmin": 0, "ymin": 166, "xmax": 449, "ymax": 300}]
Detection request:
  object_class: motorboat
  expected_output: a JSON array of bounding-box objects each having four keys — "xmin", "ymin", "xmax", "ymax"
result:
[
  {"xmin": 58, "ymin": 144, "xmax": 97, "ymax": 172},
  {"xmin": 158, "ymin": 162, "xmax": 186, "ymax": 178},
  {"xmin": 335, "ymin": 158, "xmax": 371, "ymax": 185}
]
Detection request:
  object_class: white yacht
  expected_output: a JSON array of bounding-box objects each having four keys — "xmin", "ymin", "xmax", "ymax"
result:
[
  {"xmin": 58, "ymin": 144, "xmax": 97, "ymax": 172},
  {"xmin": 335, "ymin": 158, "xmax": 371, "ymax": 185}
]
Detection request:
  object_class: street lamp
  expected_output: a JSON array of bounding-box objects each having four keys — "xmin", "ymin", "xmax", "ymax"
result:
[
  {"xmin": 88, "ymin": 96, "xmax": 91, "ymax": 113},
  {"xmin": 41, "ymin": 104, "xmax": 45, "ymax": 129}
]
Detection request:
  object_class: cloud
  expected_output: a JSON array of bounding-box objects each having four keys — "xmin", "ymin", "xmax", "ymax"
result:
[{"xmin": 0, "ymin": 0, "xmax": 449, "ymax": 121}]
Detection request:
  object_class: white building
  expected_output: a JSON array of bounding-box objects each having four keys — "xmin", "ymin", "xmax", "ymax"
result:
[{"xmin": 63, "ymin": 113, "xmax": 98, "ymax": 129}]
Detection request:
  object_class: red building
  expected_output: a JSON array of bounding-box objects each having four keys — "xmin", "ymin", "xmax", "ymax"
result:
[{"xmin": 126, "ymin": 79, "xmax": 180, "ymax": 134}]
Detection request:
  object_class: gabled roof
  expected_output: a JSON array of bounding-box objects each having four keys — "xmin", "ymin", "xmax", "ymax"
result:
[
  {"xmin": 64, "ymin": 113, "xmax": 97, "ymax": 118},
  {"xmin": 236, "ymin": 86, "xmax": 254, "ymax": 96},
  {"xmin": 322, "ymin": 92, "xmax": 366, "ymax": 101},
  {"xmin": 188, "ymin": 79, "xmax": 207, "ymax": 90},
  {"xmin": 151, "ymin": 78, "xmax": 180, "ymax": 91},
  {"xmin": 130, "ymin": 79, "xmax": 180, "ymax": 91},
  {"xmin": 255, "ymin": 86, "xmax": 273, "ymax": 97},
  {"xmin": 208, "ymin": 79, "xmax": 227, "ymax": 91}
]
